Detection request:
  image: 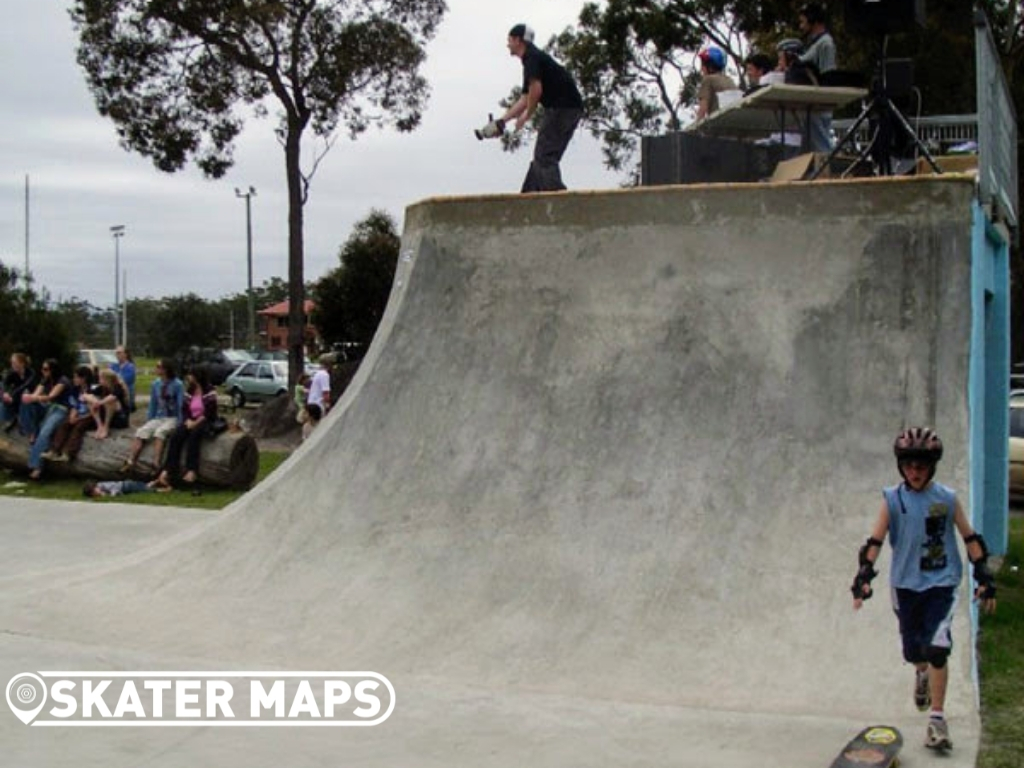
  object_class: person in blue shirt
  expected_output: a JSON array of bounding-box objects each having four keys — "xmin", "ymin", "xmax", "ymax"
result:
[
  {"xmin": 120, "ymin": 358, "xmax": 183, "ymax": 474},
  {"xmin": 110, "ymin": 345, "xmax": 137, "ymax": 413},
  {"xmin": 852, "ymin": 427, "xmax": 997, "ymax": 752}
]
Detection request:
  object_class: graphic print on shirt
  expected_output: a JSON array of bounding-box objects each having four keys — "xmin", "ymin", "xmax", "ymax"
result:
[{"xmin": 920, "ymin": 503, "xmax": 949, "ymax": 572}]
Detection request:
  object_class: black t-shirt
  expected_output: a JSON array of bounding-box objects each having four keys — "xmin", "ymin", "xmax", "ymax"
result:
[{"xmin": 521, "ymin": 44, "xmax": 583, "ymax": 110}]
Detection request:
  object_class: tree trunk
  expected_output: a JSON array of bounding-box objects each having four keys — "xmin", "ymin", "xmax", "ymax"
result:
[{"xmin": 0, "ymin": 428, "xmax": 259, "ymax": 490}]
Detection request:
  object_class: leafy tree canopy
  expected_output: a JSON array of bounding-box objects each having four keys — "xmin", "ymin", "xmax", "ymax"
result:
[
  {"xmin": 313, "ymin": 210, "xmax": 400, "ymax": 348},
  {"xmin": 0, "ymin": 263, "xmax": 75, "ymax": 374},
  {"xmin": 549, "ymin": 0, "xmax": 1022, "ymax": 176},
  {"xmin": 70, "ymin": 0, "xmax": 446, "ymax": 385}
]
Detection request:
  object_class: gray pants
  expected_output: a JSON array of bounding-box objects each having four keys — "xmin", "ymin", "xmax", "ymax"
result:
[{"xmin": 521, "ymin": 107, "xmax": 583, "ymax": 193}]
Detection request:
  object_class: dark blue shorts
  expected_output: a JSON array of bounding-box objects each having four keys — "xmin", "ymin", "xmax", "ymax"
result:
[{"xmin": 891, "ymin": 586, "xmax": 957, "ymax": 664}]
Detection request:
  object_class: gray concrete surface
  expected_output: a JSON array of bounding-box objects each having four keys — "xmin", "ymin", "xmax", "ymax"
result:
[{"xmin": 0, "ymin": 177, "xmax": 983, "ymax": 766}]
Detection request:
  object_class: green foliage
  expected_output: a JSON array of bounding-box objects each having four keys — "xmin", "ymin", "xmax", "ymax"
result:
[
  {"xmin": 551, "ymin": 0, "xmax": 730, "ymax": 172},
  {"xmin": 313, "ymin": 210, "xmax": 400, "ymax": 347},
  {"xmin": 552, "ymin": 0, "xmax": 1023, "ymax": 177},
  {"xmin": 978, "ymin": 515, "xmax": 1024, "ymax": 767},
  {"xmin": 69, "ymin": 0, "xmax": 447, "ymax": 385},
  {"xmin": 0, "ymin": 262, "xmax": 76, "ymax": 373},
  {"xmin": 69, "ymin": 0, "xmax": 447, "ymax": 178}
]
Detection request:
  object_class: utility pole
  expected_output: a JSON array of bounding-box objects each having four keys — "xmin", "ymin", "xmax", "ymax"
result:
[
  {"xmin": 235, "ymin": 186, "xmax": 257, "ymax": 350},
  {"xmin": 110, "ymin": 225, "xmax": 125, "ymax": 346}
]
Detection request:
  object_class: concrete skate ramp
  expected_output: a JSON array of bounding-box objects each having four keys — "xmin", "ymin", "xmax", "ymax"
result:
[{"xmin": 1, "ymin": 178, "xmax": 981, "ymax": 767}]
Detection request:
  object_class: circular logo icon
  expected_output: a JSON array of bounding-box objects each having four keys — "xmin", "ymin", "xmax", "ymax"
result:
[
  {"xmin": 6, "ymin": 672, "xmax": 48, "ymax": 725},
  {"xmin": 864, "ymin": 727, "xmax": 898, "ymax": 745}
]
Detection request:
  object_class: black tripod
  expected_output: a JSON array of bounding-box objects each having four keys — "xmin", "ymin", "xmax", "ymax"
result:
[{"xmin": 811, "ymin": 39, "xmax": 942, "ymax": 179}]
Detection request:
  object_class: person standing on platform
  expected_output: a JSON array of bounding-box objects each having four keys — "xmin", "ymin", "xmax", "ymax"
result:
[
  {"xmin": 498, "ymin": 23, "xmax": 584, "ymax": 193},
  {"xmin": 798, "ymin": 3, "xmax": 837, "ymax": 151}
]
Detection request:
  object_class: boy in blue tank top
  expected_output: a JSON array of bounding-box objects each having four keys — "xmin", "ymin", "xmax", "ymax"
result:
[{"xmin": 851, "ymin": 427, "xmax": 997, "ymax": 751}]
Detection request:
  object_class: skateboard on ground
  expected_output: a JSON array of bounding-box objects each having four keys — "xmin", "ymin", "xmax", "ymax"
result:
[{"xmin": 829, "ymin": 725, "xmax": 903, "ymax": 768}]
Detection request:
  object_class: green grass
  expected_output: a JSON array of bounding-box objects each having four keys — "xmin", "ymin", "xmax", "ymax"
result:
[
  {"xmin": 978, "ymin": 514, "xmax": 1024, "ymax": 768},
  {"xmin": 133, "ymin": 355, "xmax": 160, "ymax": 395},
  {"xmin": 0, "ymin": 451, "xmax": 289, "ymax": 510}
]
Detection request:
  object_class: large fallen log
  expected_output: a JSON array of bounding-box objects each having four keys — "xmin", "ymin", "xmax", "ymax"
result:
[{"xmin": 0, "ymin": 427, "xmax": 259, "ymax": 490}]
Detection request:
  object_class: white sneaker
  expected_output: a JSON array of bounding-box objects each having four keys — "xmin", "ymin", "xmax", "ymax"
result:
[{"xmin": 925, "ymin": 717, "xmax": 952, "ymax": 750}]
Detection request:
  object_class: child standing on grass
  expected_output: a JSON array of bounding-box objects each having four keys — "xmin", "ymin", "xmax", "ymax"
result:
[{"xmin": 852, "ymin": 427, "xmax": 997, "ymax": 751}]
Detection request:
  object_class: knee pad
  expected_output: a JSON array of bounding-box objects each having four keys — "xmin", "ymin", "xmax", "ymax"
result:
[{"xmin": 924, "ymin": 645, "xmax": 950, "ymax": 669}]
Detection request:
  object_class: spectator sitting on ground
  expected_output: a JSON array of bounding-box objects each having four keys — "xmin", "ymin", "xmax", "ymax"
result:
[
  {"xmin": 120, "ymin": 358, "xmax": 183, "ymax": 474},
  {"xmin": 83, "ymin": 476, "xmax": 172, "ymax": 498}
]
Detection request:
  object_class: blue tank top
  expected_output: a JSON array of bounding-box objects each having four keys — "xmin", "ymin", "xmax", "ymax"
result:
[{"xmin": 883, "ymin": 481, "xmax": 963, "ymax": 591}]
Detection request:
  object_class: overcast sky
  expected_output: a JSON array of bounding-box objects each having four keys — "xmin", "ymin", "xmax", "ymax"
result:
[{"xmin": 0, "ymin": 1, "xmax": 626, "ymax": 310}]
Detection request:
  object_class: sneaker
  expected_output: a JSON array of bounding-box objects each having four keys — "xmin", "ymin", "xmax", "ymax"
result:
[
  {"xmin": 40, "ymin": 450, "xmax": 59, "ymax": 461},
  {"xmin": 914, "ymin": 668, "xmax": 931, "ymax": 711},
  {"xmin": 48, "ymin": 452, "xmax": 69, "ymax": 463},
  {"xmin": 926, "ymin": 716, "xmax": 952, "ymax": 751}
]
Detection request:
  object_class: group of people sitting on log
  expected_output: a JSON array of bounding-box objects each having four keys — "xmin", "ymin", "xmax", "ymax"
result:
[{"xmin": 1, "ymin": 349, "xmax": 221, "ymax": 489}]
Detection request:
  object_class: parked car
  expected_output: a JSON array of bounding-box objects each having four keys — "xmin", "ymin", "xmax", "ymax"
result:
[
  {"xmin": 251, "ymin": 349, "xmax": 318, "ymax": 376},
  {"xmin": 177, "ymin": 347, "xmax": 253, "ymax": 386},
  {"xmin": 76, "ymin": 349, "xmax": 118, "ymax": 372},
  {"xmin": 1010, "ymin": 391, "xmax": 1024, "ymax": 501},
  {"xmin": 223, "ymin": 361, "xmax": 289, "ymax": 408}
]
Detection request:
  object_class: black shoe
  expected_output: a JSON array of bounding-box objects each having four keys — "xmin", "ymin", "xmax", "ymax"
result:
[{"xmin": 2, "ymin": 421, "xmax": 15, "ymax": 433}]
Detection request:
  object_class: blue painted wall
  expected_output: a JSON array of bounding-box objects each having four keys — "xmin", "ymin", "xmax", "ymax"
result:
[{"xmin": 969, "ymin": 200, "xmax": 1010, "ymax": 555}]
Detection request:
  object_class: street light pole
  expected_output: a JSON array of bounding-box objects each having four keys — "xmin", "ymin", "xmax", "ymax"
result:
[
  {"xmin": 110, "ymin": 225, "xmax": 125, "ymax": 347},
  {"xmin": 234, "ymin": 186, "xmax": 257, "ymax": 350}
]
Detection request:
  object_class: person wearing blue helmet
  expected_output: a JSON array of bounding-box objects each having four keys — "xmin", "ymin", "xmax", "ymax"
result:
[{"xmin": 695, "ymin": 46, "xmax": 736, "ymax": 121}]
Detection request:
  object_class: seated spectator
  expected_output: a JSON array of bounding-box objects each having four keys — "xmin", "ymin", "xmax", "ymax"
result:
[
  {"xmin": 695, "ymin": 46, "xmax": 737, "ymax": 121},
  {"xmin": 20, "ymin": 359, "xmax": 72, "ymax": 480},
  {"xmin": 2, "ymin": 352, "xmax": 37, "ymax": 433},
  {"xmin": 158, "ymin": 369, "xmax": 217, "ymax": 486},
  {"xmin": 83, "ymin": 476, "xmax": 171, "ymax": 498},
  {"xmin": 45, "ymin": 366, "xmax": 98, "ymax": 463},
  {"xmin": 120, "ymin": 359, "xmax": 183, "ymax": 474},
  {"xmin": 86, "ymin": 369, "xmax": 131, "ymax": 439},
  {"xmin": 743, "ymin": 53, "xmax": 776, "ymax": 93}
]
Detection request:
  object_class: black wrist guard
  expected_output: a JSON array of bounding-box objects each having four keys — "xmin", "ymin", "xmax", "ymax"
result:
[
  {"xmin": 851, "ymin": 537, "xmax": 882, "ymax": 599},
  {"xmin": 965, "ymin": 533, "xmax": 997, "ymax": 600}
]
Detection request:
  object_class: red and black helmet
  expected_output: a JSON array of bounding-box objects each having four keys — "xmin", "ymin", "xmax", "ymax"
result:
[{"xmin": 893, "ymin": 426, "xmax": 944, "ymax": 464}]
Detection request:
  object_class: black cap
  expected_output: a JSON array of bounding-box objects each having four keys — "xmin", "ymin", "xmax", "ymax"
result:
[{"xmin": 508, "ymin": 24, "xmax": 535, "ymax": 42}]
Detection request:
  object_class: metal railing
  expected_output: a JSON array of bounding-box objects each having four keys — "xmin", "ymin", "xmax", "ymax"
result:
[{"xmin": 834, "ymin": 113, "xmax": 979, "ymax": 153}]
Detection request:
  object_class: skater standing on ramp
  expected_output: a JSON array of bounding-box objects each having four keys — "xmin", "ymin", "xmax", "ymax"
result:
[
  {"xmin": 496, "ymin": 23, "xmax": 583, "ymax": 193},
  {"xmin": 851, "ymin": 427, "xmax": 997, "ymax": 752}
]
